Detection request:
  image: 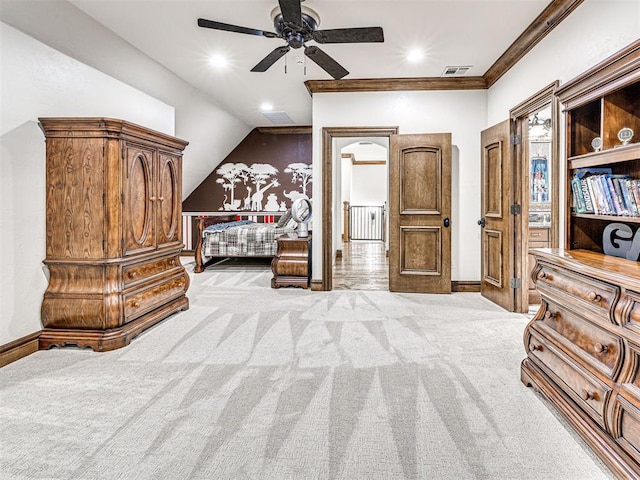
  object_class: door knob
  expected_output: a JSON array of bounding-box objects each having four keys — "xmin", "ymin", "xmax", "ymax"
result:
[
  {"xmin": 478, "ymin": 218, "xmax": 486, "ymax": 228},
  {"xmin": 443, "ymin": 217, "xmax": 450, "ymax": 228}
]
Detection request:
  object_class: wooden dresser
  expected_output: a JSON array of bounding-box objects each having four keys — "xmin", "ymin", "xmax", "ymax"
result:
[
  {"xmin": 39, "ymin": 118, "xmax": 190, "ymax": 352},
  {"xmin": 271, "ymin": 233, "xmax": 311, "ymax": 288},
  {"xmin": 522, "ymin": 40, "xmax": 640, "ymax": 479}
]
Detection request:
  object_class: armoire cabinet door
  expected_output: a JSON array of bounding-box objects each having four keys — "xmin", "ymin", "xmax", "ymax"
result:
[
  {"xmin": 156, "ymin": 153, "xmax": 181, "ymax": 247},
  {"xmin": 124, "ymin": 145, "xmax": 155, "ymax": 255}
]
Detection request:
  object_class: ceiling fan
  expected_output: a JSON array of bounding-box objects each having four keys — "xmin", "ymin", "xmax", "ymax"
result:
[{"xmin": 197, "ymin": 0, "xmax": 384, "ymax": 80}]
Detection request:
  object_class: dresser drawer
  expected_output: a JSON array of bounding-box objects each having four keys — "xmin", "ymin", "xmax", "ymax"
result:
[
  {"xmin": 529, "ymin": 227, "xmax": 550, "ymax": 243},
  {"xmin": 610, "ymin": 394, "xmax": 640, "ymax": 465},
  {"xmin": 536, "ymin": 301, "xmax": 624, "ymax": 380},
  {"xmin": 528, "ymin": 329, "xmax": 611, "ymax": 426},
  {"xmin": 124, "ymin": 273, "xmax": 188, "ymax": 322},
  {"xmin": 123, "ymin": 255, "xmax": 181, "ymax": 287},
  {"xmin": 535, "ymin": 261, "xmax": 618, "ymax": 325}
]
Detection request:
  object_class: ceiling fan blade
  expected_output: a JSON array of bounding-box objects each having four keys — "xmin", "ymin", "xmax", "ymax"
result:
[
  {"xmin": 278, "ymin": 0, "xmax": 302, "ymax": 27},
  {"xmin": 197, "ymin": 18, "xmax": 278, "ymax": 38},
  {"xmin": 312, "ymin": 27, "xmax": 384, "ymax": 44},
  {"xmin": 251, "ymin": 46, "xmax": 291, "ymax": 72},
  {"xmin": 304, "ymin": 45, "xmax": 349, "ymax": 80}
]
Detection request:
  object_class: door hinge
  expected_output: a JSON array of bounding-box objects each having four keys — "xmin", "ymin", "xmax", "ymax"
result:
[
  {"xmin": 510, "ymin": 203, "xmax": 521, "ymax": 215},
  {"xmin": 510, "ymin": 134, "xmax": 521, "ymax": 145},
  {"xmin": 510, "ymin": 278, "xmax": 521, "ymax": 289}
]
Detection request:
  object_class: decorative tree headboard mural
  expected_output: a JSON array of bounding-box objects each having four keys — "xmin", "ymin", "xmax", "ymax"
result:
[{"xmin": 182, "ymin": 127, "xmax": 312, "ymax": 213}]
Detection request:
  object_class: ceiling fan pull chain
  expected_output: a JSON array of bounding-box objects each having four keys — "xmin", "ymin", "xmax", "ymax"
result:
[{"xmin": 304, "ymin": 54, "xmax": 307, "ymax": 76}]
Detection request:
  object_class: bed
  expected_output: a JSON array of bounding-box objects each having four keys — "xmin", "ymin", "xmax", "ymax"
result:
[{"xmin": 193, "ymin": 213, "xmax": 297, "ymax": 273}]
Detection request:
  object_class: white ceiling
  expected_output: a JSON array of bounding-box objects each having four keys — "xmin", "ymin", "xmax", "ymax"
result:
[{"xmin": 12, "ymin": 0, "xmax": 552, "ymax": 127}]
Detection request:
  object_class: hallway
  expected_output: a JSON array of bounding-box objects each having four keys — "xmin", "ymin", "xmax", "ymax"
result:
[{"xmin": 333, "ymin": 241, "xmax": 388, "ymax": 290}]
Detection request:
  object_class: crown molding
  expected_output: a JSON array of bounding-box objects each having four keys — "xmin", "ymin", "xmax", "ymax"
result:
[
  {"xmin": 256, "ymin": 126, "xmax": 312, "ymax": 134},
  {"xmin": 484, "ymin": 0, "xmax": 585, "ymax": 87},
  {"xmin": 304, "ymin": 0, "xmax": 584, "ymax": 95},
  {"xmin": 305, "ymin": 76, "xmax": 486, "ymax": 95}
]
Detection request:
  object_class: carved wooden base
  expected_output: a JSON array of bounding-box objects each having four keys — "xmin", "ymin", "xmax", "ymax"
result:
[
  {"xmin": 521, "ymin": 358, "xmax": 640, "ymax": 480},
  {"xmin": 39, "ymin": 296, "xmax": 189, "ymax": 352},
  {"xmin": 271, "ymin": 275, "xmax": 310, "ymax": 289}
]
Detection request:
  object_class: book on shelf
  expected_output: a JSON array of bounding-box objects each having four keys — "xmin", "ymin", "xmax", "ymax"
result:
[
  {"xmin": 620, "ymin": 176, "xmax": 640, "ymax": 217},
  {"xmin": 572, "ymin": 168, "xmax": 640, "ymax": 218}
]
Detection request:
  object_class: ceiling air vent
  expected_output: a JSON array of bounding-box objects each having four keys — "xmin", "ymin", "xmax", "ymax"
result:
[
  {"xmin": 442, "ymin": 65, "xmax": 472, "ymax": 77},
  {"xmin": 262, "ymin": 111, "xmax": 294, "ymax": 124}
]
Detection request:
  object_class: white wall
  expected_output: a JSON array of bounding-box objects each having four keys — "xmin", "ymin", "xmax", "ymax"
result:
[
  {"xmin": 0, "ymin": 24, "xmax": 175, "ymax": 345},
  {"xmin": 0, "ymin": 0, "xmax": 252, "ymax": 199},
  {"xmin": 312, "ymin": 90, "xmax": 487, "ymax": 282},
  {"xmin": 350, "ymin": 164, "xmax": 387, "ymax": 206}
]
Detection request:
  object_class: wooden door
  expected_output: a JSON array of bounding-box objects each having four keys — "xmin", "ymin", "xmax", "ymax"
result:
[
  {"xmin": 389, "ymin": 133, "xmax": 451, "ymax": 293},
  {"xmin": 479, "ymin": 120, "xmax": 514, "ymax": 310},
  {"xmin": 124, "ymin": 145, "xmax": 155, "ymax": 255},
  {"xmin": 156, "ymin": 153, "xmax": 181, "ymax": 248}
]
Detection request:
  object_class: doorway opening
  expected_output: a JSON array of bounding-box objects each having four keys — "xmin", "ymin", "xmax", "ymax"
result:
[
  {"xmin": 510, "ymin": 81, "xmax": 560, "ymax": 312},
  {"xmin": 321, "ymin": 127, "xmax": 398, "ymax": 291},
  {"xmin": 334, "ymin": 138, "xmax": 389, "ymax": 290}
]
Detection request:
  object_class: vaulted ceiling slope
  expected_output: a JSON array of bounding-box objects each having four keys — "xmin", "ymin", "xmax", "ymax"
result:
[{"xmin": 4, "ymin": 0, "xmax": 559, "ymax": 127}]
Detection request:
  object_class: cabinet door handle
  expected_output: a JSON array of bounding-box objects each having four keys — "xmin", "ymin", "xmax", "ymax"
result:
[
  {"xmin": 587, "ymin": 291, "xmax": 602, "ymax": 302},
  {"xmin": 593, "ymin": 343, "xmax": 608, "ymax": 354},
  {"xmin": 538, "ymin": 271, "xmax": 551, "ymax": 280},
  {"xmin": 158, "ymin": 196, "xmax": 165, "ymax": 202},
  {"xmin": 581, "ymin": 389, "xmax": 595, "ymax": 401}
]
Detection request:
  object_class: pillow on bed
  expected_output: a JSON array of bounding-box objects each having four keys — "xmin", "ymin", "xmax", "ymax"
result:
[{"xmin": 276, "ymin": 209, "xmax": 292, "ymax": 228}]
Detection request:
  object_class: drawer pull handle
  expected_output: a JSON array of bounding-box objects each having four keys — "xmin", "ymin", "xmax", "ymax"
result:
[
  {"xmin": 538, "ymin": 271, "xmax": 551, "ymax": 280},
  {"xmin": 587, "ymin": 291, "xmax": 602, "ymax": 302},
  {"xmin": 581, "ymin": 389, "xmax": 595, "ymax": 401},
  {"xmin": 593, "ymin": 343, "xmax": 608, "ymax": 354},
  {"xmin": 132, "ymin": 301, "xmax": 140, "ymax": 309},
  {"xmin": 127, "ymin": 271, "xmax": 137, "ymax": 279},
  {"xmin": 531, "ymin": 344, "xmax": 543, "ymax": 352},
  {"xmin": 544, "ymin": 311, "xmax": 555, "ymax": 320},
  {"xmin": 169, "ymin": 259, "xmax": 176, "ymax": 266}
]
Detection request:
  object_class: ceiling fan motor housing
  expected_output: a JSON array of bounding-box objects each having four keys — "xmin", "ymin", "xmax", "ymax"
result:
[{"xmin": 271, "ymin": 6, "xmax": 321, "ymax": 48}]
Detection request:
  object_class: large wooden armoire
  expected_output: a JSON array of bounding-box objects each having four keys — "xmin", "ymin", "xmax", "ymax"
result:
[{"xmin": 39, "ymin": 118, "xmax": 190, "ymax": 351}]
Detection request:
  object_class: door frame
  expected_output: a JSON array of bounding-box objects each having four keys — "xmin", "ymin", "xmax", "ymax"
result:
[
  {"xmin": 509, "ymin": 81, "xmax": 560, "ymax": 312},
  {"xmin": 321, "ymin": 126, "xmax": 399, "ymax": 291}
]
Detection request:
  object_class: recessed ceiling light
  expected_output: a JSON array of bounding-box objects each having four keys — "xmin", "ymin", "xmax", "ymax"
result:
[
  {"xmin": 208, "ymin": 53, "xmax": 228, "ymax": 68},
  {"xmin": 260, "ymin": 102, "xmax": 274, "ymax": 112},
  {"xmin": 407, "ymin": 49, "xmax": 424, "ymax": 63}
]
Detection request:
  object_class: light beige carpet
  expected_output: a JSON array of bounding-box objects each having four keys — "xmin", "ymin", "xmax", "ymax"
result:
[{"xmin": 0, "ymin": 259, "xmax": 614, "ymax": 479}]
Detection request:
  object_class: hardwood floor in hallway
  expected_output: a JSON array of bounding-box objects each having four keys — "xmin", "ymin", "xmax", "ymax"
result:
[{"xmin": 333, "ymin": 241, "xmax": 388, "ymax": 290}]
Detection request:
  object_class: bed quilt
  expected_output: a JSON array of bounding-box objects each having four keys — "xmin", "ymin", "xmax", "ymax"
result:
[{"xmin": 203, "ymin": 221, "xmax": 294, "ymax": 257}]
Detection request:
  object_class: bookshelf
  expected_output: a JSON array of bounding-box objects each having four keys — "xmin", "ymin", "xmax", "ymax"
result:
[
  {"xmin": 522, "ymin": 39, "xmax": 640, "ymax": 480},
  {"xmin": 563, "ymin": 47, "xmax": 640, "ymax": 254}
]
